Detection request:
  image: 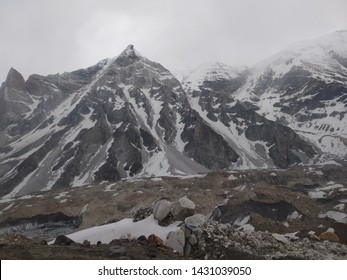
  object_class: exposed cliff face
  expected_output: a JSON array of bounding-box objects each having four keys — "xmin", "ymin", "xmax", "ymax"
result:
[{"xmin": 0, "ymin": 68, "xmax": 33, "ymax": 132}]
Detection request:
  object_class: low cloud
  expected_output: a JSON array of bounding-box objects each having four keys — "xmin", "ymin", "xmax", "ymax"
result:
[{"xmin": 1, "ymin": 0, "xmax": 346, "ymax": 81}]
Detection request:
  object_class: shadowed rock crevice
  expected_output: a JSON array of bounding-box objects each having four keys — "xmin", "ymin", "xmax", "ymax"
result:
[{"xmin": 210, "ymin": 199, "xmax": 303, "ymax": 224}]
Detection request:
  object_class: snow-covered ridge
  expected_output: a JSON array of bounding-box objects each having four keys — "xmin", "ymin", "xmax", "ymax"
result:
[{"xmin": 244, "ymin": 30, "xmax": 347, "ymax": 85}]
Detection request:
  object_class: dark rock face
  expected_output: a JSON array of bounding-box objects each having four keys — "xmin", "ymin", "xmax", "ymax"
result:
[
  {"xmin": 6, "ymin": 68, "xmax": 26, "ymax": 91},
  {"xmin": 0, "ymin": 69, "xmax": 33, "ymax": 132},
  {"xmin": 0, "ymin": 212, "xmax": 82, "ymax": 240},
  {"xmin": 0, "ymin": 211, "xmax": 82, "ymax": 228},
  {"xmin": 183, "ymin": 119, "xmax": 239, "ymax": 169},
  {"xmin": 243, "ymin": 111, "xmax": 316, "ymax": 168},
  {"xmin": 242, "ymin": 200, "xmax": 302, "ymax": 221}
]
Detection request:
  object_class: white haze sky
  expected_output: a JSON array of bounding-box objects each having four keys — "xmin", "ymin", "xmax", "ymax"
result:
[{"xmin": 1, "ymin": 0, "xmax": 347, "ymax": 81}]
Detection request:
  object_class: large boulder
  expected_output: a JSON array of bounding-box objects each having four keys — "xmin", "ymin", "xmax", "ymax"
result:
[
  {"xmin": 166, "ymin": 229, "xmax": 185, "ymax": 256},
  {"xmin": 319, "ymin": 231, "xmax": 340, "ymax": 243},
  {"xmin": 171, "ymin": 197, "xmax": 195, "ymax": 221},
  {"xmin": 148, "ymin": 234, "xmax": 165, "ymax": 247},
  {"xmin": 184, "ymin": 214, "xmax": 207, "ymax": 231},
  {"xmin": 53, "ymin": 235, "xmax": 77, "ymax": 246},
  {"xmin": 272, "ymin": 233, "xmax": 290, "ymax": 244},
  {"xmin": 152, "ymin": 200, "xmax": 171, "ymax": 221}
]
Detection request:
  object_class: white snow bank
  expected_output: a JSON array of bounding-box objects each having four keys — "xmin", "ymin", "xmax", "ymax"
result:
[{"xmin": 54, "ymin": 215, "xmax": 180, "ymax": 244}]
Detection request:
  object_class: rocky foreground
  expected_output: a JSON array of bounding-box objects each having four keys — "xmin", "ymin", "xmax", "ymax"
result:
[
  {"xmin": 0, "ymin": 218, "xmax": 346, "ymax": 260},
  {"xmin": 0, "ymin": 165, "xmax": 347, "ymax": 259}
]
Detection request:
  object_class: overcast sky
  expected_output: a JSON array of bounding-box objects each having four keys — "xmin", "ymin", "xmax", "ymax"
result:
[{"xmin": 1, "ymin": 0, "xmax": 346, "ymax": 81}]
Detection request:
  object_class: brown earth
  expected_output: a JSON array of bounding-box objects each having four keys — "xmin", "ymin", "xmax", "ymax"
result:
[{"xmin": 0, "ymin": 165, "xmax": 346, "ymax": 259}]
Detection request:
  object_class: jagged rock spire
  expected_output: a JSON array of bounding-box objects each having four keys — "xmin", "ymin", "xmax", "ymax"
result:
[{"xmin": 6, "ymin": 68, "xmax": 25, "ymax": 91}]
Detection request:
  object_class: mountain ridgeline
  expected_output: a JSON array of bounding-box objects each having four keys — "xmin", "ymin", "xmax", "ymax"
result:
[{"xmin": 1, "ymin": 31, "xmax": 347, "ymax": 198}]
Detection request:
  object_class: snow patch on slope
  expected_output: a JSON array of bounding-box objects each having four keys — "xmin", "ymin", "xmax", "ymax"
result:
[{"xmin": 59, "ymin": 214, "xmax": 180, "ymax": 244}]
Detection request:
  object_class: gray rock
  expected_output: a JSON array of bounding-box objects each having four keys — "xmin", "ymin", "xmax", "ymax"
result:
[
  {"xmin": 166, "ymin": 229, "xmax": 185, "ymax": 256},
  {"xmin": 171, "ymin": 197, "xmax": 195, "ymax": 221},
  {"xmin": 272, "ymin": 233, "xmax": 290, "ymax": 244},
  {"xmin": 185, "ymin": 214, "xmax": 207, "ymax": 231},
  {"xmin": 152, "ymin": 200, "xmax": 171, "ymax": 221},
  {"xmin": 184, "ymin": 242, "xmax": 192, "ymax": 257},
  {"xmin": 189, "ymin": 234, "xmax": 198, "ymax": 246},
  {"xmin": 132, "ymin": 207, "xmax": 153, "ymax": 222},
  {"xmin": 137, "ymin": 235, "xmax": 148, "ymax": 245},
  {"xmin": 180, "ymin": 224, "xmax": 193, "ymax": 239},
  {"xmin": 82, "ymin": 240, "xmax": 91, "ymax": 247},
  {"xmin": 32, "ymin": 237, "xmax": 48, "ymax": 245},
  {"xmin": 53, "ymin": 235, "xmax": 77, "ymax": 246}
]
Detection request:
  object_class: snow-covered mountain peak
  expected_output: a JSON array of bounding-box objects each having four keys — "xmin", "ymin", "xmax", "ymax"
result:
[
  {"xmin": 234, "ymin": 31, "xmax": 347, "ymax": 104},
  {"xmin": 286, "ymin": 31, "xmax": 346, "ymax": 63},
  {"xmin": 252, "ymin": 31, "xmax": 347, "ymax": 79}
]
